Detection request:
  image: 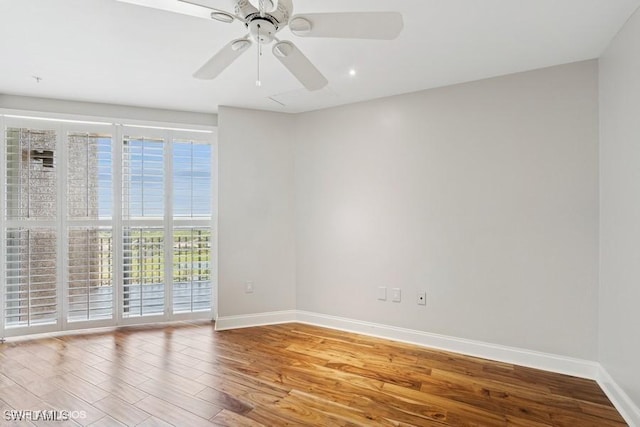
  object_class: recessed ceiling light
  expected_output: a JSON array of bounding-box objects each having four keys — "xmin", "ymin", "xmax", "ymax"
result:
[{"xmin": 349, "ymin": 69, "xmax": 357, "ymax": 77}]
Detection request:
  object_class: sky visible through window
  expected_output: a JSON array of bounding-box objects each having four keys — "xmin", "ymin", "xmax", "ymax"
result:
[
  {"xmin": 96, "ymin": 138, "xmax": 211, "ymax": 218},
  {"xmin": 173, "ymin": 141, "xmax": 212, "ymax": 217}
]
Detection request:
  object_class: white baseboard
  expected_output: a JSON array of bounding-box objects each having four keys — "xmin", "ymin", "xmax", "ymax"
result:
[
  {"xmin": 214, "ymin": 310, "xmax": 297, "ymax": 331},
  {"xmin": 597, "ymin": 366, "xmax": 640, "ymax": 427},
  {"xmin": 214, "ymin": 309, "xmax": 638, "ymax": 426}
]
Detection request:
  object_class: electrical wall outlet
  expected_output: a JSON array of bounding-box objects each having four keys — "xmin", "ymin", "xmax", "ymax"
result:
[
  {"xmin": 245, "ymin": 281, "xmax": 254, "ymax": 293},
  {"xmin": 417, "ymin": 291, "xmax": 426, "ymax": 305},
  {"xmin": 391, "ymin": 288, "xmax": 401, "ymax": 302},
  {"xmin": 377, "ymin": 286, "xmax": 387, "ymax": 301}
]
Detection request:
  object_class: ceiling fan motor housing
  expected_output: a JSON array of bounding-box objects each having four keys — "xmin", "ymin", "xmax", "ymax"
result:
[
  {"xmin": 248, "ymin": 18, "xmax": 277, "ymax": 44},
  {"xmin": 234, "ymin": 0, "xmax": 293, "ymax": 31},
  {"xmin": 242, "ymin": 0, "xmax": 292, "ymax": 44}
]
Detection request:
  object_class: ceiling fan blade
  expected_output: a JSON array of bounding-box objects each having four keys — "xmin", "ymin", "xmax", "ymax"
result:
[
  {"xmin": 272, "ymin": 41, "xmax": 328, "ymax": 91},
  {"xmin": 177, "ymin": 0, "xmax": 226, "ymax": 8},
  {"xmin": 115, "ymin": 0, "xmax": 213, "ymax": 20},
  {"xmin": 177, "ymin": 0, "xmax": 243, "ymax": 22},
  {"xmin": 117, "ymin": 0, "xmax": 241, "ymax": 22},
  {"xmin": 194, "ymin": 38, "xmax": 252, "ymax": 80},
  {"xmin": 289, "ymin": 12, "xmax": 403, "ymax": 40}
]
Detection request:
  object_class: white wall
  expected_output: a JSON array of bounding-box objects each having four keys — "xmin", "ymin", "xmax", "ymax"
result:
[
  {"xmin": 294, "ymin": 61, "xmax": 599, "ymax": 359},
  {"xmin": 599, "ymin": 6, "xmax": 640, "ymax": 407},
  {"xmin": 217, "ymin": 106, "xmax": 296, "ymax": 317}
]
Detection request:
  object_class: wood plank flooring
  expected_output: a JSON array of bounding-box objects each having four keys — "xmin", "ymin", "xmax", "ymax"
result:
[{"xmin": 0, "ymin": 322, "xmax": 627, "ymax": 426}]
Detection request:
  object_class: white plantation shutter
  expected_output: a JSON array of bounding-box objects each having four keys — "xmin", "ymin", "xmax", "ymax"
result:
[
  {"xmin": 4, "ymin": 125, "xmax": 59, "ymax": 331},
  {"xmin": 121, "ymin": 131, "xmax": 167, "ymax": 318},
  {"xmin": 173, "ymin": 140, "xmax": 212, "ymax": 218},
  {"xmin": 67, "ymin": 227, "xmax": 113, "ymax": 322},
  {"xmin": 66, "ymin": 132, "xmax": 114, "ymax": 323},
  {"xmin": 122, "ymin": 136, "xmax": 164, "ymax": 219},
  {"xmin": 5, "ymin": 127, "xmax": 57, "ymax": 220},
  {"xmin": 67, "ymin": 132, "xmax": 112, "ymax": 219},
  {"xmin": 2, "ymin": 118, "xmax": 216, "ymax": 338},
  {"xmin": 5, "ymin": 228, "xmax": 58, "ymax": 327},
  {"xmin": 172, "ymin": 139, "xmax": 213, "ymax": 314},
  {"xmin": 122, "ymin": 227, "xmax": 165, "ymax": 317},
  {"xmin": 173, "ymin": 227, "xmax": 211, "ymax": 313}
]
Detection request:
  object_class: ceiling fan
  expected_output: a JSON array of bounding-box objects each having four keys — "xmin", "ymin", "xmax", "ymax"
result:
[{"xmin": 116, "ymin": 0, "xmax": 404, "ymax": 91}]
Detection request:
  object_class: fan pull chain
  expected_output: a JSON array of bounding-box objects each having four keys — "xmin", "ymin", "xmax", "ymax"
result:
[{"xmin": 256, "ymin": 24, "xmax": 262, "ymax": 87}]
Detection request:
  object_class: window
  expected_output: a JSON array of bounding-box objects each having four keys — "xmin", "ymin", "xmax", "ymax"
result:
[
  {"xmin": 122, "ymin": 226, "xmax": 165, "ymax": 317},
  {"xmin": 118, "ymin": 131, "xmax": 214, "ymax": 319},
  {"xmin": 5, "ymin": 228, "xmax": 57, "ymax": 327},
  {"xmin": 173, "ymin": 140, "xmax": 212, "ymax": 218},
  {"xmin": 1, "ymin": 116, "xmax": 216, "ymax": 338},
  {"xmin": 5, "ymin": 127, "xmax": 57, "ymax": 220},
  {"xmin": 4, "ymin": 126, "xmax": 59, "ymax": 329},
  {"xmin": 122, "ymin": 136, "xmax": 164, "ymax": 219},
  {"xmin": 122, "ymin": 134, "xmax": 166, "ymax": 318},
  {"xmin": 173, "ymin": 228, "xmax": 211, "ymax": 313},
  {"xmin": 67, "ymin": 227, "xmax": 113, "ymax": 322},
  {"xmin": 67, "ymin": 132, "xmax": 114, "ymax": 323},
  {"xmin": 172, "ymin": 140, "xmax": 212, "ymax": 313}
]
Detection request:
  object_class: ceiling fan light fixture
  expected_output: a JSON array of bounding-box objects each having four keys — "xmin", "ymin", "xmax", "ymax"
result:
[
  {"xmin": 289, "ymin": 17, "xmax": 312, "ymax": 35},
  {"xmin": 210, "ymin": 11, "xmax": 235, "ymax": 23},
  {"xmin": 273, "ymin": 41, "xmax": 294, "ymax": 58},
  {"xmin": 231, "ymin": 39, "xmax": 251, "ymax": 52}
]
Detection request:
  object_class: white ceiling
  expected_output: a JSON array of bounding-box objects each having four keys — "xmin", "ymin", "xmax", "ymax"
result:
[{"xmin": 1, "ymin": 0, "xmax": 638, "ymax": 114}]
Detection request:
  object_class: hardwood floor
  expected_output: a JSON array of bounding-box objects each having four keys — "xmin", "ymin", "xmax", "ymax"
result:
[{"xmin": 0, "ymin": 322, "xmax": 627, "ymax": 426}]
